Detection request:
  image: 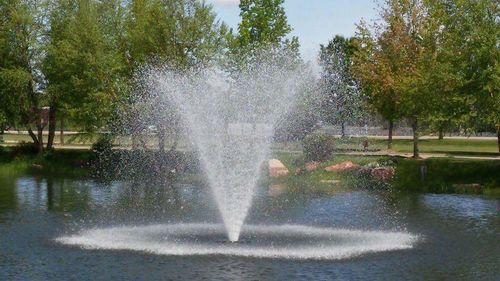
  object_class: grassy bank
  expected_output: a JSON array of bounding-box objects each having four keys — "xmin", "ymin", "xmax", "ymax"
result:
[
  {"xmin": 0, "ymin": 146, "xmax": 92, "ymax": 178},
  {"xmin": 271, "ymin": 152, "xmax": 500, "ymax": 196},
  {"xmin": 332, "ymin": 137, "xmax": 499, "ymax": 155},
  {"xmin": 393, "ymin": 158, "xmax": 500, "ymax": 196},
  {"xmin": 0, "ymin": 144, "xmax": 498, "ymax": 197}
]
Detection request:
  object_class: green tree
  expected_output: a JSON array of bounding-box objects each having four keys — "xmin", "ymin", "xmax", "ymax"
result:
[
  {"xmin": 231, "ymin": 0, "xmax": 300, "ymax": 67},
  {"xmin": 428, "ymin": 0, "xmax": 499, "ymax": 151},
  {"xmin": 0, "ymin": 0, "xmax": 46, "ymax": 151},
  {"xmin": 352, "ymin": 20, "xmax": 401, "ymax": 149},
  {"xmin": 124, "ymin": 0, "xmax": 230, "ymax": 151},
  {"xmin": 125, "ymin": 0, "xmax": 229, "ymax": 71},
  {"xmin": 353, "ymin": 0, "xmax": 436, "ymax": 157},
  {"xmin": 237, "ymin": 0, "xmax": 296, "ymax": 47},
  {"xmin": 319, "ymin": 35, "xmax": 364, "ymax": 138},
  {"xmin": 43, "ymin": 0, "xmax": 126, "ymax": 149}
]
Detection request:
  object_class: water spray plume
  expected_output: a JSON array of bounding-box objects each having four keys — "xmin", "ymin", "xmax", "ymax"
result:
[{"xmin": 140, "ymin": 56, "xmax": 308, "ymax": 241}]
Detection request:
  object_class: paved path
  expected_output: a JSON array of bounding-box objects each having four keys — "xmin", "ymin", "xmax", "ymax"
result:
[
  {"xmin": 328, "ymin": 135, "xmax": 498, "ymax": 140},
  {"xmin": 2, "ymin": 130, "xmax": 498, "ymax": 140},
  {"xmin": 340, "ymin": 151, "xmax": 500, "ymax": 161},
  {"xmin": 2, "ymin": 132, "xmax": 499, "ymax": 160}
]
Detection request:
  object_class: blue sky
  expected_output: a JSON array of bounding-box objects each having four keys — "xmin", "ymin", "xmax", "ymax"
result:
[{"xmin": 207, "ymin": 0, "xmax": 379, "ymax": 62}]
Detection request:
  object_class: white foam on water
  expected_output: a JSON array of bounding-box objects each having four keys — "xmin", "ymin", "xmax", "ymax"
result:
[{"xmin": 56, "ymin": 224, "xmax": 418, "ymax": 260}]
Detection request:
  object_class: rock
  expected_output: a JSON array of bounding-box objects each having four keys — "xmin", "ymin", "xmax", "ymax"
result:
[
  {"xmin": 306, "ymin": 161, "xmax": 320, "ymax": 171},
  {"xmin": 31, "ymin": 164, "xmax": 43, "ymax": 170},
  {"xmin": 324, "ymin": 161, "xmax": 360, "ymax": 172},
  {"xmin": 295, "ymin": 168, "xmax": 304, "ymax": 175},
  {"xmin": 268, "ymin": 183, "xmax": 287, "ymax": 196},
  {"xmin": 268, "ymin": 159, "xmax": 289, "ymax": 177},
  {"xmin": 356, "ymin": 166, "xmax": 373, "ymax": 177},
  {"xmin": 320, "ymin": 179, "xmax": 341, "ymax": 184},
  {"xmin": 371, "ymin": 167, "xmax": 395, "ymax": 182}
]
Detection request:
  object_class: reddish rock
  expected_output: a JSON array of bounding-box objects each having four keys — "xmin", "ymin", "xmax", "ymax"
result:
[
  {"xmin": 324, "ymin": 161, "xmax": 360, "ymax": 172},
  {"xmin": 268, "ymin": 183, "xmax": 287, "ymax": 197},
  {"xmin": 371, "ymin": 167, "xmax": 395, "ymax": 182},
  {"xmin": 269, "ymin": 159, "xmax": 289, "ymax": 177},
  {"xmin": 306, "ymin": 161, "xmax": 320, "ymax": 171}
]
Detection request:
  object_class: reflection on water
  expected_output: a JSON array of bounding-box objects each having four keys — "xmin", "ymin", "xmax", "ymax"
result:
[
  {"xmin": 0, "ymin": 175, "xmax": 499, "ymax": 280},
  {"xmin": 423, "ymin": 194, "xmax": 499, "ymax": 219}
]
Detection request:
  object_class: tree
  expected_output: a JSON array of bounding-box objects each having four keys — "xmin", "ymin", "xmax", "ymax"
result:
[
  {"xmin": 353, "ymin": 0, "xmax": 435, "ymax": 157},
  {"xmin": 43, "ymin": 0, "xmax": 126, "ymax": 149},
  {"xmin": 319, "ymin": 35, "xmax": 364, "ymax": 138},
  {"xmin": 352, "ymin": 20, "xmax": 401, "ymax": 149},
  {"xmin": 0, "ymin": 0, "xmax": 46, "ymax": 151},
  {"xmin": 428, "ymin": 0, "xmax": 499, "ymax": 152},
  {"xmin": 237, "ymin": 0, "xmax": 296, "ymax": 47},
  {"xmin": 230, "ymin": 0, "xmax": 300, "ymax": 67},
  {"xmin": 124, "ymin": 0, "xmax": 230, "ymax": 151}
]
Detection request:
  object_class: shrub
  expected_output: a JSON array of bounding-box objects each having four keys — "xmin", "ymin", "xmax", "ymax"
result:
[
  {"xmin": 12, "ymin": 141, "xmax": 39, "ymax": 155},
  {"xmin": 302, "ymin": 134, "xmax": 335, "ymax": 162},
  {"xmin": 91, "ymin": 136, "xmax": 114, "ymax": 158},
  {"xmin": 91, "ymin": 136, "xmax": 115, "ymax": 178}
]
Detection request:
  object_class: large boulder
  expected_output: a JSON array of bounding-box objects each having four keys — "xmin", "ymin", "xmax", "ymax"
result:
[
  {"xmin": 325, "ymin": 161, "xmax": 360, "ymax": 172},
  {"xmin": 268, "ymin": 159, "xmax": 289, "ymax": 177},
  {"xmin": 371, "ymin": 167, "xmax": 395, "ymax": 182}
]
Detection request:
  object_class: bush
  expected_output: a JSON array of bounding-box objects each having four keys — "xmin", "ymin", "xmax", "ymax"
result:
[
  {"xmin": 91, "ymin": 136, "xmax": 115, "ymax": 178},
  {"xmin": 91, "ymin": 136, "xmax": 114, "ymax": 158},
  {"xmin": 302, "ymin": 134, "xmax": 335, "ymax": 162},
  {"xmin": 12, "ymin": 141, "xmax": 39, "ymax": 155}
]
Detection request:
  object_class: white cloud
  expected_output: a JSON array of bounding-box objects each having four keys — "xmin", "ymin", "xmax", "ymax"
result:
[{"xmin": 208, "ymin": 0, "xmax": 240, "ymax": 6}]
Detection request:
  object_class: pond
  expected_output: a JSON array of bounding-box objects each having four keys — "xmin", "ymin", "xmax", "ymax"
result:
[{"xmin": 0, "ymin": 175, "xmax": 498, "ymax": 280}]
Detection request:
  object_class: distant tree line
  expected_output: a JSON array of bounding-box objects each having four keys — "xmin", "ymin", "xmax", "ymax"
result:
[
  {"xmin": 1, "ymin": 0, "xmax": 498, "ymax": 157},
  {"xmin": 0, "ymin": 0, "xmax": 299, "ymax": 152},
  {"xmin": 320, "ymin": 0, "xmax": 499, "ymax": 156}
]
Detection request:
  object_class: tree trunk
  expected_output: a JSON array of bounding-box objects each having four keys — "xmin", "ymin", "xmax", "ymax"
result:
[
  {"xmin": 438, "ymin": 128, "xmax": 444, "ymax": 140},
  {"xmin": 36, "ymin": 124, "xmax": 44, "ymax": 153},
  {"xmin": 60, "ymin": 116, "xmax": 64, "ymax": 146},
  {"xmin": 497, "ymin": 127, "xmax": 500, "ymax": 154},
  {"xmin": 158, "ymin": 126, "xmax": 166, "ymax": 153},
  {"xmin": 412, "ymin": 120, "xmax": 419, "ymax": 159},
  {"xmin": 27, "ymin": 127, "xmax": 40, "ymax": 146},
  {"xmin": 47, "ymin": 105, "xmax": 56, "ymax": 149},
  {"xmin": 341, "ymin": 122, "xmax": 346, "ymax": 138},
  {"xmin": 388, "ymin": 120, "xmax": 394, "ymax": 149},
  {"xmin": 169, "ymin": 132, "xmax": 179, "ymax": 153}
]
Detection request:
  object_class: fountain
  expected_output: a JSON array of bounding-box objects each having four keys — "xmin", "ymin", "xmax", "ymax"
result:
[
  {"xmin": 142, "ymin": 60, "xmax": 306, "ymax": 242},
  {"xmin": 56, "ymin": 55, "xmax": 418, "ymax": 259}
]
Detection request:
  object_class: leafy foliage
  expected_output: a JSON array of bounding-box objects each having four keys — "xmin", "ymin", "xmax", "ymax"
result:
[
  {"xmin": 302, "ymin": 134, "xmax": 335, "ymax": 162},
  {"xmin": 319, "ymin": 35, "xmax": 366, "ymax": 137}
]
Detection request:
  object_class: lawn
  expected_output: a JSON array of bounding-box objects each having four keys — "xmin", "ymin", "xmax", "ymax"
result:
[
  {"xmin": 271, "ymin": 151, "xmax": 500, "ymax": 196},
  {"xmin": 389, "ymin": 139, "xmax": 499, "ymax": 155},
  {"xmin": 326, "ymin": 137, "xmax": 499, "ymax": 155}
]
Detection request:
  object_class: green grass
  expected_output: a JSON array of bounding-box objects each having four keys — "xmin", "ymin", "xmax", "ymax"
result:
[
  {"xmin": 0, "ymin": 147, "xmax": 92, "ymax": 178},
  {"xmin": 329, "ymin": 137, "xmax": 499, "ymax": 154},
  {"xmin": 273, "ymin": 137, "xmax": 499, "ymax": 157},
  {"xmin": 0, "ymin": 132, "xmax": 105, "ymax": 146},
  {"xmin": 270, "ymin": 152, "xmax": 390, "ymax": 194},
  {"xmin": 390, "ymin": 139, "xmax": 499, "ymax": 154},
  {"xmin": 0, "ymin": 141, "xmax": 498, "ymax": 197},
  {"xmin": 272, "ymin": 151, "xmax": 500, "ymax": 196},
  {"xmin": 392, "ymin": 157, "xmax": 500, "ymax": 194}
]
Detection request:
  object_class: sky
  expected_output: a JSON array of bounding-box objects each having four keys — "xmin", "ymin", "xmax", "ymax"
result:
[{"xmin": 207, "ymin": 0, "xmax": 379, "ymax": 62}]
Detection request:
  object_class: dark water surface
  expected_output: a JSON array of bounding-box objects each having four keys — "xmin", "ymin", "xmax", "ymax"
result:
[{"xmin": 0, "ymin": 175, "xmax": 498, "ymax": 281}]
